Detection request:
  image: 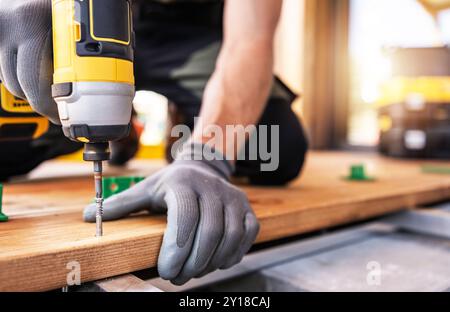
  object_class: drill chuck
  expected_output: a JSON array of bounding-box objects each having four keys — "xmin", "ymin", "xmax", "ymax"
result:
[{"xmin": 83, "ymin": 142, "xmax": 111, "ymax": 162}]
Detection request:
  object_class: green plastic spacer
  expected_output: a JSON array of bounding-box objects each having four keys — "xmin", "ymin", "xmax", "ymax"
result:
[
  {"xmin": 0, "ymin": 184, "xmax": 8, "ymax": 222},
  {"xmin": 102, "ymin": 176, "xmax": 146, "ymax": 200},
  {"xmin": 344, "ymin": 164, "xmax": 375, "ymax": 182}
]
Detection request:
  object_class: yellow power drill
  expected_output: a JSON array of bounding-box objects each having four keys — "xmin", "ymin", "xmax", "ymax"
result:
[
  {"xmin": 52, "ymin": 0, "xmax": 135, "ymax": 236},
  {"xmin": 0, "ymin": 83, "xmax": 49, "ymax": 142}
]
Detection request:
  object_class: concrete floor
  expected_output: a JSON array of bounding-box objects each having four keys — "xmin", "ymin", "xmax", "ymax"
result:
[{"xmin": 198, "ymin": 231, "xmax": 450, "ymax": 292}]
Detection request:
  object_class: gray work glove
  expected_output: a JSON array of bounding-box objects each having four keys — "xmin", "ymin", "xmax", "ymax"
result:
[
  {"xmin": 84, "ymin": 143, "xmax": 260, "ymax": 285},
  {"xmin": 0, "ymin": 0, "xmax": 59, "ymax": 124}
]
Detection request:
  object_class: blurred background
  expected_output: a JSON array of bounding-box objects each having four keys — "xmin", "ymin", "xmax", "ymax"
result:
[{"xmin": 64, "ymin": 0, "xmax": 450, "ymax": 161}]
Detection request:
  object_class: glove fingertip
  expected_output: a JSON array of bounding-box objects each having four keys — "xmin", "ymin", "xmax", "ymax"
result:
[
  {"xmin": 245, "ymin": 212, "xmax": 260, "ymax": 239},
  {"xmin": 170, "ymin": 276, "xmax": 191, "ymax": 286},
  {"xmin": 157, "ymin": 243, "xmax": 188, "ymax": 281},
  {"xmin": 219, "ymin": 213, "xmax": 259, "ymax": 270},
  {"xmin": 82, "ymin": 205, "xmax": 97, "ymax": 223},
  {"xmin": 158, "ymin": 263, "xmax": 182, "ymax": 282}
]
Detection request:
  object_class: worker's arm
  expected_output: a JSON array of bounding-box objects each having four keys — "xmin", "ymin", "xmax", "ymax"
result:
[
  {"xmin": 191, "ymin": 0, "xmax": 282, "ymax": 159},
  {"xmin": 84, "ymin": 0, "xmax": 283, "ymax": 285}
]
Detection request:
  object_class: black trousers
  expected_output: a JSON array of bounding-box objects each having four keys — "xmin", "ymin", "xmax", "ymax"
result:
[{"xmin": 134, "ymin": 1, "xmax": 309, "ymax": 185}]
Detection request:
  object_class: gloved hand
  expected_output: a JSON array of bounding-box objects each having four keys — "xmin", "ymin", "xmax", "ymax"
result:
[
  {"xmin": 84, "ymin": 143, "xmax": 260, "ymax": 285},
  {"xmin": 0, "ymin": 0, "xmax": 59, "ymax": 124}
]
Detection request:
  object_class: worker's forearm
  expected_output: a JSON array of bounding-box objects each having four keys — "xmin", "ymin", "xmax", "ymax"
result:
[{"xmin": 191, "ymin": 39, "xmax": 274, "ymax": 160}]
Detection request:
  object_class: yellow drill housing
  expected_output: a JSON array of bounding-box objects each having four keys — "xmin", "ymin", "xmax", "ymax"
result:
[
  {"xmin": 52, "ymin": 0, "xmax": 134, "ymax": 85},
  {"xmin": 51, "ymin": 0, "xmax": 135, "ymax": 146}
]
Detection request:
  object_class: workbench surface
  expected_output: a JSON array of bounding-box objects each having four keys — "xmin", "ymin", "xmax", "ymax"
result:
[{"xmin": 1, "ymin": 152, "xmax": 449, "ymax": 291}]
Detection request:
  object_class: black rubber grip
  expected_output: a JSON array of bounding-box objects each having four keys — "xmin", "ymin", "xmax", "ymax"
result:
[{"xmin": 63, "ymin": 124, "xmax": 131, "ymax": 143}]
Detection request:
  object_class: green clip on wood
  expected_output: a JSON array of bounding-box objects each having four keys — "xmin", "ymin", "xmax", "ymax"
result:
[
  {"xmin": 102, "ymin": 176, "xmax": 146, "ymax": 200},
  {"xmin": 344, "ymin": 164, "xmax": 375, "ymax": 182},
  {"xmin": 0, "ymin": 184, "xmax": 8, "ymax": 222}
]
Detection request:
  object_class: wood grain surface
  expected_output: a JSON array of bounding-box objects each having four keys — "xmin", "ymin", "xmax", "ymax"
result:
[{"xmin": 1, "ymin": 152, "xmax": 449, "ymax": 291}]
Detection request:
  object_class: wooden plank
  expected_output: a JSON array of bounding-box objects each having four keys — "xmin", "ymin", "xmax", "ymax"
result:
[{"xmin": 1, "ymin": 152, "xmax": 449, "ymax": 291}]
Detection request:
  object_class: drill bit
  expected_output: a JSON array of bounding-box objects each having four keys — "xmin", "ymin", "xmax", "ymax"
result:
[{"xmin": 93, "ymin": 161, "xmax": 104, "ymax": 237}]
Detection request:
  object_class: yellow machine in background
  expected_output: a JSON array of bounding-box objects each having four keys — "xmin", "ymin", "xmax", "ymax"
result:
[
  {"xmin": 0, "ymin": 83, "xmax": 49, "ymax": 141},
  {"xmin": 378, "ymin": 47, "xmax": 450, "ymax": 158}
]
